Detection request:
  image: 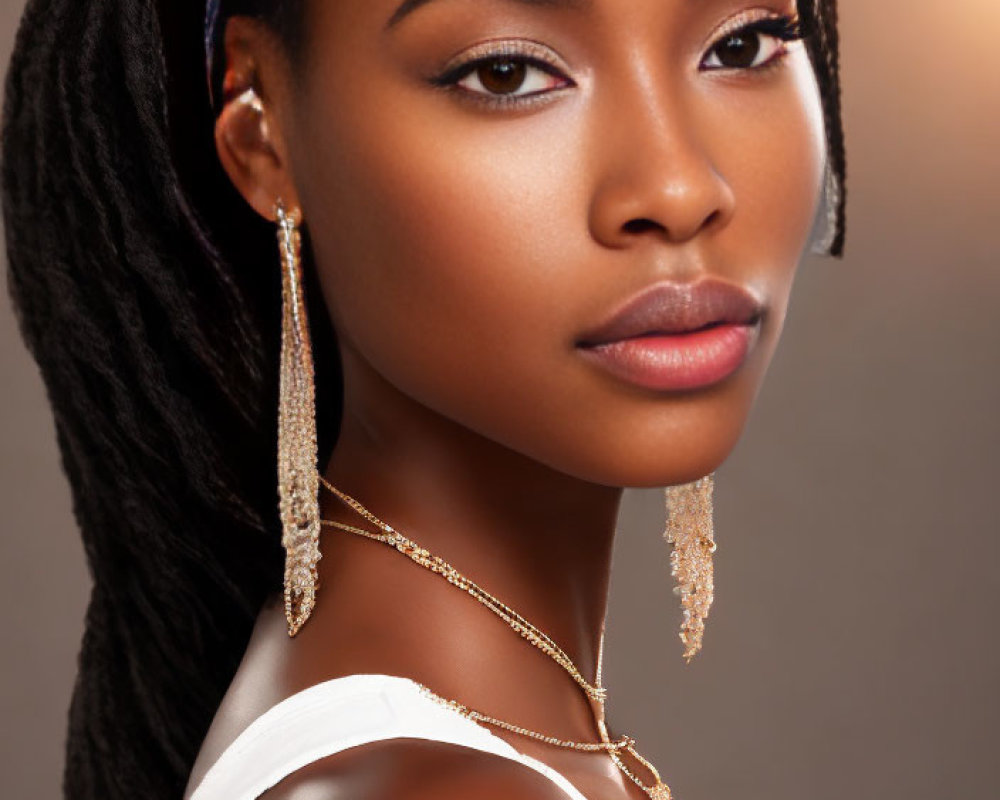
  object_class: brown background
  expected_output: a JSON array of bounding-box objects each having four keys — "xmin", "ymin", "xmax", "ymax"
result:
[{"xmin": 2, "ymin": 1, "xmax": 998, "ymax": 797}]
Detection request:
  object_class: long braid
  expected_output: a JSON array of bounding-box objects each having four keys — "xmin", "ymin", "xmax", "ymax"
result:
[
  {"xmin": 2, "ymin": 0, "xmax": 329, "ymax": 797},
  {"xmin": 800, "ymin": 0, "xmax": 847, "ymax": 256}
]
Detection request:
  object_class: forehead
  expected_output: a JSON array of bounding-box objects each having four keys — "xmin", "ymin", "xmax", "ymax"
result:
[
  {"xmin": 386, "ymin": 0, "xmax": 593, "ymax": 28},
  {"xmin": 205, "ymin": 0, "xmax": 802, "ymax": 91}
]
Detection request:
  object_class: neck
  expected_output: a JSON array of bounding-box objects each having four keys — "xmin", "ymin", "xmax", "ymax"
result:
[{"xmin": 305, "ymin": 355, "xmax": 623, "ymax": 742}]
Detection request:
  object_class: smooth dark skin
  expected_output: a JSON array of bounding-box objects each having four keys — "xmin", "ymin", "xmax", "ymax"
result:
[{"xmin": 184, "ymin": 0, "xmax": 825, "ymax": 797}]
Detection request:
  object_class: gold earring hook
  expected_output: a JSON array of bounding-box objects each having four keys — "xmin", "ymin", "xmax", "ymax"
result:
[{"xmin": 274, "ymin": 198, "xmax": 303, "ymax": 226}]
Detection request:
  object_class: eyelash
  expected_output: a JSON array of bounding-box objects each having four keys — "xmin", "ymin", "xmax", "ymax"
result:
[
  {"xmin": 430, "ymin": 13, "xmax": 807, "ymax": 110},
  {"xmin": 705, "ymin": 13, "xmax": 805, "ymax": 71},
  {"xmin": 430, "ymin": 40, "xmax": 574, "ymax": 110}
]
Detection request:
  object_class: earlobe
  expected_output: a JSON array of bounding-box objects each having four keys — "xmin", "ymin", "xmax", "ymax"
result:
[{"xmin": 214, "ymin": 86, "xmax": 300, "ymax": 223}]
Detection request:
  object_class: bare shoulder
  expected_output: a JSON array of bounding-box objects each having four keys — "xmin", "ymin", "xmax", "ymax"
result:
[{"xmin": 259, "ymin": 737, "xmax": 573, "ymax": 800}]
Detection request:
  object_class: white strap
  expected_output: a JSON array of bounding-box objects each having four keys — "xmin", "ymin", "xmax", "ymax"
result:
[{"xmin": 189, "ymin": 674, "xmax": 587, "ymax": 800}]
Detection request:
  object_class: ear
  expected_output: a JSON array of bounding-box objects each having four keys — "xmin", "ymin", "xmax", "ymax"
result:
[{"xmin": 213, "ymin": 16, "xmax": 302, "ymax": 223}]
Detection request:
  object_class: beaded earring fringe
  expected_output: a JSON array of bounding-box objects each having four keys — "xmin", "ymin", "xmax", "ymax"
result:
[
  {"xmin": 664, "ymin": 473, "xmax": 717, "ymax": 663},
  {"xmin": 275, "ymin": 201, "xmax": 322, "ymax": 637}
]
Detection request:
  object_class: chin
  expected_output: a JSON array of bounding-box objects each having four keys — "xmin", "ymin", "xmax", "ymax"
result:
[
  {"xmin": 514, "ymin": 384, "xmax": 760, "ymax": 490},
  {"xmin": 586, "ymin": 428, "xmax": 749, "ymax": 489}
]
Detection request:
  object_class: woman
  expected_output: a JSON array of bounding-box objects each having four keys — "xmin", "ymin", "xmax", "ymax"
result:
[{"xmin": 1, "ymin": 0, "xmax": 845, "ymax": 798}]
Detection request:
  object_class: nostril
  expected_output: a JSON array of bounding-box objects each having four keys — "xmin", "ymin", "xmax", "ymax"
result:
[{"xmin": 623, "ymin": 218, "xmax": 663, "ymax": 234}]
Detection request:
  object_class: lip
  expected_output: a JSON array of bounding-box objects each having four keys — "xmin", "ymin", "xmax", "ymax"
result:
[{"xmin": 577, "ymin": 278, "xmax": 764, "ymax": 391}]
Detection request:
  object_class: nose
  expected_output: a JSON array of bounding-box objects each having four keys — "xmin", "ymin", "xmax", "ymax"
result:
[{"xmin": 587, "ymin": 83, "xmax": 736, "ymax": 250}]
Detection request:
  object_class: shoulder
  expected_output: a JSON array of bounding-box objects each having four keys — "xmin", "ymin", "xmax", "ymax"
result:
[{"xmin": 259, "ymin": 738, "xmax": 573, "ymax": 800}]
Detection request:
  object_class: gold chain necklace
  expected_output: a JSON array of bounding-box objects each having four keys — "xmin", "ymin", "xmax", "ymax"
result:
[
  {"xmin": 318, "ymin": 475, "xmax": 674, "ymax": 800},
  {"xmin": 319, "ymin": 480, "xmax": 604, "ymax": 703}
]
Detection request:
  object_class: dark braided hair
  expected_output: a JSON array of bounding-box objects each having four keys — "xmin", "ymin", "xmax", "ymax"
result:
[
  {"xmin": 1, "ymin": 0, "xmax": 335, "ymax": 797},
  {"xmin": 799, "ymin": 0, "xmax": 847, "ymax": 257},
  {"xmin": 0, "ymin": 1, "xmax": 845, "ymax": 798}
]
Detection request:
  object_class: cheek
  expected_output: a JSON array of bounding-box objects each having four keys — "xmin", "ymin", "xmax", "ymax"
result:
[
  {"xmin": 299, "ymin": 94, "xmax": 590, "ymax": 431},
  {"xmin": 710, "ymin": 50, "xmax": 827, "ymax": 263},
  {"xmin": 701, "ymin": 49, "xmax": 827, "ymax": 352}
]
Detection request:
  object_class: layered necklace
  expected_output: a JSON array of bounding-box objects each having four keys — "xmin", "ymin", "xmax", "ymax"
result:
[{"xmin": 318, "ymin": 475, "xmax": 674, "ymax": 800}]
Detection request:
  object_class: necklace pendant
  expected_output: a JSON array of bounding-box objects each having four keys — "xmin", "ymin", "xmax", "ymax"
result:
[{"xmin": 648, "ymin": 782, "xmax": 673, "ymax": 800}]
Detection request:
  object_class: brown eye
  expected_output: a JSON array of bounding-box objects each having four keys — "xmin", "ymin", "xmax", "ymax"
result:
[
  {"xmin": 701, "ymin": 24, "xmax": 789, "ymax": 71},
  {"xmin": 452, "ymin": 55, "xmax": 569, "ymax": 103},
  {"xmin": 477, "ymin": 59, "xmax": 528, "ymax": 95},
  {"xmin": 712, "ymin": 32, "xmax": 762, "ymax": 69}
]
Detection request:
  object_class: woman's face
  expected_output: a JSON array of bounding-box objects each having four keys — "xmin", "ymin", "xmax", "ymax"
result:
[{"xmin": 260, "ymin": 0, "xmax": 826, "ymax": 487}]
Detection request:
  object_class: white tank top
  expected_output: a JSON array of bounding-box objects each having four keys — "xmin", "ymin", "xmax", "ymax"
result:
[{"xmin": 188, "ymin": 673, "xmax": 588, "ymax": 800}]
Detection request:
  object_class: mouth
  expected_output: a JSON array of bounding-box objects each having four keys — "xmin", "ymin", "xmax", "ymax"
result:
[
  {"xmin": 625, "ymin": 320, "xmax": 736, "ymax": 337},
  {"xmin": 576, "ymin": 278, "xmax": 764, "ymax": 391},
  {"xmin": 576, "ymin": 278, "xmax": 763, "ymax": 346}
]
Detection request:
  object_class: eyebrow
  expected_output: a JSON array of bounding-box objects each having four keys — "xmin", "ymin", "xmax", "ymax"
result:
[{"xmin": 385, "ymin": 0, "xmax": 592, "ymax": 30}]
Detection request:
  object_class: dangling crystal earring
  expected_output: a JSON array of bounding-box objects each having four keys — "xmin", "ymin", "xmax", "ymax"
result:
[
  {"xmin": 664, "ymin": 473, "xmax": 717, "ymax": 663},
  {"xmin": 275, "ymin": 199, "xmax": 321, "ymax": 637}
]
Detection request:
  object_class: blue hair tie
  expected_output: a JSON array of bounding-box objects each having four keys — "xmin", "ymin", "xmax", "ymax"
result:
[{"xmin": 204, "ymin": 0, "xmax": 225, "ymax": 110}]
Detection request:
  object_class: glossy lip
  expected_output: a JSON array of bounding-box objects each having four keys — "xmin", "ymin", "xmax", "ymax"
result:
[
  {"xmin": 576, "ymin": 277, "xmax": 764, "ymax": 391},
  {"xmin": 576, "ymin": 277, "xmax": 764, "ymax": 346}
]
